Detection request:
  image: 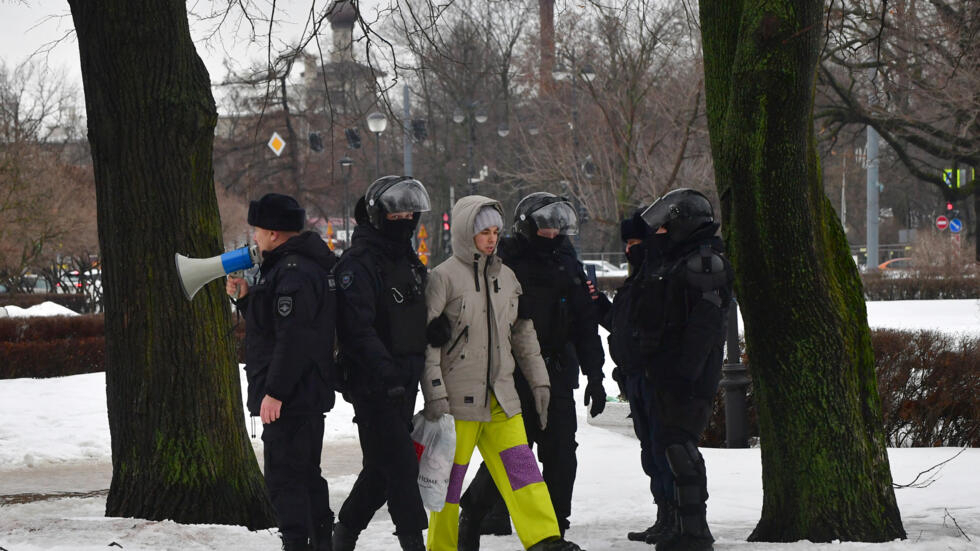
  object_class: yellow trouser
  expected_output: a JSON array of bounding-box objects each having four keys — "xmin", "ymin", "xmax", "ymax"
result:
[{"xmin": 427, "ymin": 394, "xmax": 560, "ymax": 550}]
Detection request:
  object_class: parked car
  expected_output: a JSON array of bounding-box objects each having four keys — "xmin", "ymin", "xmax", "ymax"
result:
[
  {"xmin": 878, "ymin": 257, "xmax": 913, "ymax": 271},
  {"xmin": 583, "ymin": 259, "xmax": 628, "ymax": 278}
]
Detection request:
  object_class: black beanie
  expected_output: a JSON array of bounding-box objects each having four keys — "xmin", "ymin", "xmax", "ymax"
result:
[
  {"xmin": 247, "ymin": 193, "xmax": 305, "ymax": 231},
  {"xmin": 620, "ymin": 210, "xmax": 648, "ymax": 242}
]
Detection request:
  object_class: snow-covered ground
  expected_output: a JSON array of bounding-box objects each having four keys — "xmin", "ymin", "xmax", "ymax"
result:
[{"xmin": 0, "ymin": 300, "xmax": 978, "ymax": 550}]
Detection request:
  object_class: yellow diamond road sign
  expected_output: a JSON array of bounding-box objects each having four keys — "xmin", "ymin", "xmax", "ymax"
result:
[{"xmin": 268, "ymin": 132, "xmax": 286, "ymax": 156}]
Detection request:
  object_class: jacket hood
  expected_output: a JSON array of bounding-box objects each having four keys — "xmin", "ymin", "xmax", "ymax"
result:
[
  {"xmin": 261, "ymin": 231, "xmax": 337, "ymax": 274},
  {"xmin": 451, "ymin": 195, "xmax": 504, "ymax": 262}
]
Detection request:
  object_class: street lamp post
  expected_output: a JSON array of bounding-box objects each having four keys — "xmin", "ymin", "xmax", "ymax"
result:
[
  {"xmin": 339, "ymin": 155, "xmax": 353, "ymax": 248},
  {"xmin": 453, "ymin": 103, "xmax": 487, "ymax": 195},
  {"xmin": 366, "ymin": 111, "xmax": 388, "ymax": 179}
]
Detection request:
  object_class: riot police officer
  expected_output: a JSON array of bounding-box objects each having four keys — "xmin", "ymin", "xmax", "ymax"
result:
[
  {"xmin": 601, "ymin": 208, "xmax": 675, "ymax": 545},
  {"xmin": 332, "ymin": 176, "xmax": 431, "ymax": 551},
  {"xmin": 457, "ymin": 192, "xmax": 606, "ymax": 546},
  {"xmin": 226, "ymin": 192, "xmax": 339, "ymax": 551},
  {"xmin": 625, "ymin": 188, "xmax": 734, "ymax": 551}
]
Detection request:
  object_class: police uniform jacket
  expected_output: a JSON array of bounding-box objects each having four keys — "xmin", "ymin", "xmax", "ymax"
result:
[
  {"xmin": 239, "ymin": 231, "xmax": 338, "ymax": 416},
  {"xmin": 421, "ymin": 196, "xmax": 550, "ymax": 422},
  {"xmin": 335, "ymin": 223, "xmax": 428, "ymax": 399},
  {"xmin": 496, "ymin": 234, "xmax": 605, "ymax": 395},
  {"xmin": 620, "ymin": 225, "xmax": 733, "ymax": 398}
]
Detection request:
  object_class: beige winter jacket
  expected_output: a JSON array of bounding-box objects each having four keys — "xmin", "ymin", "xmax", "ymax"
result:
[{"xmin": 421, "ymin": 195, "xmax": 550, "ymax": 422}]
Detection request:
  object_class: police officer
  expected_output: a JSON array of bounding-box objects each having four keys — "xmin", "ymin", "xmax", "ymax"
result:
[
  {"xmin": 331, "ymin": 176, "xmax": 431, "ymax": 551},
  {"xmin": 457, "ymin": 192, "xmax": 606, "ymax": 546},
  {"xmin": 622, "ymin": 188, "xmax": 733, "ymax": 551},
  {"xmin": 226, "ymin": 193, "xmax": 339, "ymax": 551},
  {"xmin": 601, "ymin": 208, "xmax": 676, "ymax": 545}
]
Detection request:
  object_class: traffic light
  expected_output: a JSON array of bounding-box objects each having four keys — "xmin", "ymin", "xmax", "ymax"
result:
[{"xmin": 441, "ymin": 212, "xmax": 452, "ymax": 255}]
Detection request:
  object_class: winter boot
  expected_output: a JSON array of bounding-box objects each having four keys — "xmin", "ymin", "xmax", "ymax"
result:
[
  {"xmin": 396, "ymin": 531, "xmax": 426, "ymax": 551},
  {"xmin": 281, "ymin": 537, "xmax": 312, "ymax": 551},
  {"xmin": 331, "ymin": 522, "xmax": 358, "ymax": 551},
  {"xmin": 478, "ymin": 500, "xmax": 512, "ymax": 536},
  {"xmin": 458, "ymin": 509, "xmax": 482, "ymax": 551},
  {"xmin": 628, "ymin": 501, "xmax": 672, "ymax": 542},
  {"xmin": 654, "ymin": 513, "xmax": 713, "ymax": 551},
  {"xmin": 313, "ymin": 516, "xmax": 333, "ymax": 551},
  {"xmin": 527, "ymin": 536, "xmax": 585, "ymax": 551},
  {"xmin": 645, "ymin": 502, "xmax": 678, "ymax": 544}
]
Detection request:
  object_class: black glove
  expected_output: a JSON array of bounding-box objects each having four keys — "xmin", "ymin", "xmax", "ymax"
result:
[
  {"xmin": 426, "ymin": 313, "xmax": 452, "ymax": 347},
  {"xmin": 584, "ymin": 377, "xmax": 606, "ymax": 417}
]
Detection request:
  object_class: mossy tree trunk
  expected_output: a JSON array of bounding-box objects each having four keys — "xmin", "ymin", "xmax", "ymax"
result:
[
  {"xmin": 68, "ymin": 1, "xmax": 275, "ymax": 528},
  {"xmin": 699, "ymin": 1, "xmax": 905, "ymax": 542}
]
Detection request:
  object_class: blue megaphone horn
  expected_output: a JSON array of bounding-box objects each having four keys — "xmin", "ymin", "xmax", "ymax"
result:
[{"xmin": 174, "ymin": 246, "xmax": 260, "ymax": 300}]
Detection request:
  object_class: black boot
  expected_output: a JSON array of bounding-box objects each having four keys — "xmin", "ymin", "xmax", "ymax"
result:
[
  {"xmin": 282, "ymin": 537, "xmax": 312, "ymax": 551},
  {"xmin": 478, "ymin": 500, "xmax": 512, "ymax": 536},
  {"xmin": 313, "ymin": 516, "xmax": 333, "ymax": 551},
  {"xmin": 331, "ymin": 522, "xmax": 358, "ymax": 551},
  {"xmin": 396, "ymin": 531, "xmax": 425, "ymax": 551},
  {"xmin": 644, "ymin": 502, "xmax": 678, "ymax": 544},
  {"xmin": 458, "ymin": 509, "xmax": 482, "ymax": 551},
  {"xmin": 654, "ymin": 513, "xmax": 713, "ymax": 551},
  {"xmin": 527, "ymin": 536, "xmax": 585, "ymax": 551}
]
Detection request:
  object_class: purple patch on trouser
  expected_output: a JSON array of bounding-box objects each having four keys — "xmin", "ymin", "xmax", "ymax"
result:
[
  {"xmin": 446, "ymin": 463, "xmax": 469, "ymax": 504},
  {"xmin": 499, "ymin": 444, "xmax": 544, "ymax": 491}
]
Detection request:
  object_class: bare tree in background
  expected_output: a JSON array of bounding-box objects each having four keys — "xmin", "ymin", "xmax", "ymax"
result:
[
  {"xmin": 0, "ymin": 58, "xmax": 97, "ymax": 289},
  {"xmin": 819, "ymin": 0, "xmax": 980, "ymax": 260}
]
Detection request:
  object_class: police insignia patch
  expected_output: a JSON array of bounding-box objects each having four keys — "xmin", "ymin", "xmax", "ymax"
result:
[
  {"xmin": 340, "ymin": 271, "xmax": 354, "ymax": 290},
  {"xmin": 277, "ymin": 296, "xmax": 293, "ymax": 317}
]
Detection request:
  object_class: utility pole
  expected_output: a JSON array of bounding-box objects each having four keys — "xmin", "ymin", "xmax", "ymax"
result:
[
  {"xmin": 403, "ymin": 84, "xmax": 412, "ymax": 177},
  {"xmin": 866, "ymin": 124, "xmax": 880, "ymax": 271}
]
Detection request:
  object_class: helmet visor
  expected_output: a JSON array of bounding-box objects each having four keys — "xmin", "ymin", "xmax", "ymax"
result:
[
  {"xmin": 640, "ymin": 200, "xmax": 673, "ymax": 231},
  {"xmin": 529, "ymin": 201, "xmax": 579, "ymax": 235},
  {"xmin": 378, "ymin": 179, "xmax": 431, "ymax": 215}
]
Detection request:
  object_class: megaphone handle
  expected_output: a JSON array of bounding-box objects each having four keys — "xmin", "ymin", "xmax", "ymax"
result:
[{"xmin": 229, "ymin": 270, "xmax": 245, "ymax": 300}]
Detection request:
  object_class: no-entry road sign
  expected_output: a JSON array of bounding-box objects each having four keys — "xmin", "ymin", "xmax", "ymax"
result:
[{"xmin": 936, "ymin": 216, "xmax": 949, "ymax": 230}]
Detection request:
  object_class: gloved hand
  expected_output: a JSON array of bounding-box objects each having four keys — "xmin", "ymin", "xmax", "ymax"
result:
[
  {"xmin": 533, "ymin": 386, "xmax": 551, "ymax": 430},
  {"xmin": 426, "ymin": 313, "xmax": 452, "ymax": 347},
  {"xmin": 423, "ymin": 397, "xmax": 450, "ymax": 421},
  {"xmin": 584, "ymin": 377, "xmax": 607, "ymax": 417}
]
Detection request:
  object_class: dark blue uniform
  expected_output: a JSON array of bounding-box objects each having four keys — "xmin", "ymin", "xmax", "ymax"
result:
[
  {"xmin": 239, "ymin": 231, "xmax": 338, "ymax": 546},
  {"xmin": 461, "ymin": 234, "xmax": 605, "ymax": 534},
  {"xmin": 334, "ymin": 222, "xmax": 429, "ymax": 538},
  {"xmin": 609, "ymin": 225, "xmax": 733, "ymax": 547}
]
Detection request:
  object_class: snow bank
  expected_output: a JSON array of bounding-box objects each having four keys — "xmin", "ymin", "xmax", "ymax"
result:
[{"xmin": 0, "ymin": 301, "xmax": 80, "ymax": 318}]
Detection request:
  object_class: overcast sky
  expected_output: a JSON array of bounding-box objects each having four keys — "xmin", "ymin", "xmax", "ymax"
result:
[{"xmin": 0, "ymin": 1, "xmax": 379, "ymax": 91}]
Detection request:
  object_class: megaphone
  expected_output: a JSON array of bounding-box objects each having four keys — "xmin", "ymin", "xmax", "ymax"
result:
[{"xmin": 175, "ymin": 246, "xmax": 260, "ymax": 300}]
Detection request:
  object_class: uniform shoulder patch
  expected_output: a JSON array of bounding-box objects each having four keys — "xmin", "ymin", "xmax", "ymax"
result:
[
  {"xmin": 339, "ymin": 271, "xmax": 354, "ymax": 290},
  {"xmin": 277, "ymin": 296, "xmax": 293, "ymax": 317}
]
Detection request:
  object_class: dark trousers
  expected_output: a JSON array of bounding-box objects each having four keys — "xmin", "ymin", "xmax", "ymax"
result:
[
  {"xmin": 461, "ymin": 382, "xmax": 578, "ymax": 532},
  {"xmin": 263, "ymin": 414, "xmax": 333, "ymax": 541},
  {"xmin": 337, "ymin": 391, "xmax": 428, "ymax": 535},
  {"xmin": 623, "ymin": 371, "xmax": 673, "ymax": 504},
  {"xmin": 651, "ymin": 384, "xmax": 713, "ymax": 517}
]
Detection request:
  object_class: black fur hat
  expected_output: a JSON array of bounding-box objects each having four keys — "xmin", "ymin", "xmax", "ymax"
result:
[
  {"xmin": 247, "ymin": 193, "xmax": 305, "ymax": 231},
  {"xmin": 620, "ymin": 210, "xmax": 648, "ymax": 242}
]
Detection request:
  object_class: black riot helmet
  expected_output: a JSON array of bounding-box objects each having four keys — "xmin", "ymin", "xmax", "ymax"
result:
[
  {"xmin": 640, "ymin": 188, "xmax": 715, "ymax": 242},
  {"xmin": 364, "ymin": 175, "xmax": 431, "ymax": 230},
  {"xmin": 513, "ymin": 192, "xmax": 579, "ymax": 239}
]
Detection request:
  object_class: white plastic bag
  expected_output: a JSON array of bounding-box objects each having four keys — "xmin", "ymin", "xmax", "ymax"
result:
[{"xmin": 411, "ymin": 412, "xmax": 456, "ymax": 511}]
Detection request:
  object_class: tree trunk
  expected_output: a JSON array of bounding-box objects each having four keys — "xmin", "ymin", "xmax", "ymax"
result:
[
  {"xmin": 699, "ymin": 1, "xmax": 905, "ymax": 542},
  {"xmin": 68, "ymin": 1, "xmax": 276, "ymax": 528}
]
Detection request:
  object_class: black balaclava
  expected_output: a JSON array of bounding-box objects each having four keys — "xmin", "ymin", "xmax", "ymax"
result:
[
  {"xmin": 626, "ymin": 242, "xmax": 647, "ymax": 269},
  {"xmin": 380, "ymin": 212, "xmax": 419, "ymax": 243},
  {"xmin": 526, "ymin": 220, "xmax": 564, "ymax": 252}
]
